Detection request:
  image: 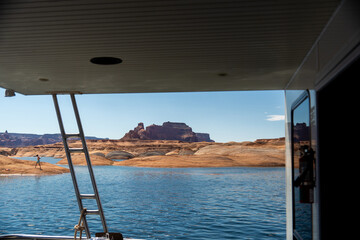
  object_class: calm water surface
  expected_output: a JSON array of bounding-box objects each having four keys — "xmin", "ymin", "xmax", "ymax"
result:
[{"xmin": 0, "ymin": 157, "xmax": 285, "ymax": 239}]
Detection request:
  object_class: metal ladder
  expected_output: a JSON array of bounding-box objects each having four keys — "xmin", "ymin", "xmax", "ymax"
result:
[{"xmin": 52, "ymin": 93, "xmax": 108, "ymax": 238}]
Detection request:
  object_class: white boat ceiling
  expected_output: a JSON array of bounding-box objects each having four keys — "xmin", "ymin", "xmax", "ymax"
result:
[{"xmin": 0, "ymin": 0, "xmax": 341, "ymax": 95}]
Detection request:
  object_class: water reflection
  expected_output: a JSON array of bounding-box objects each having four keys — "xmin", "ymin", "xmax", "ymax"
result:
[{"xmin": 1, "ymin": 165, "xmax": 286, "ymax": 239}]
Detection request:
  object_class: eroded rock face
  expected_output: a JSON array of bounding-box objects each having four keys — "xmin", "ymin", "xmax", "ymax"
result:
[
  {"xmin": 146, "ymin": 122, "xmax": 198, "ymax": 142},
  {"xmin": 9, "ymin": 138, "xmax": 285, "ymax": 167},
  {"xmin": 121, "ymin": 122, "xmax": 213, "ymax": 142},
  {"xmin": 195, "ymin": 133, "xmax": 214, "ymax": 142},
  {"xmin": 121, "ymin": 123, "xmax": 149, "ymax": 140},
  {"xmin": 105, "ymin": 151, "xmax": 134, "ymax": 159}
]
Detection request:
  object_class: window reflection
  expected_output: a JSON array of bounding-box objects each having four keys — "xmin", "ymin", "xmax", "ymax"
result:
[{"xmin": 292, "ymin": 96, "xmax": 313, "ymax": 240}]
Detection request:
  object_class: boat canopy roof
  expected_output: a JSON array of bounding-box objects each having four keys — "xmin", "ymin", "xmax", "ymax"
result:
[{"xmin": 0, "ymin": 0, "xmax": 341, "ymax": 95}]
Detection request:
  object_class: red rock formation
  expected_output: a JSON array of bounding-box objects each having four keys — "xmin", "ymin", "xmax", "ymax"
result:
[
  {"xmin": 121, "ymin": 122, "xmax": 212, "ymax": 142},
  {"xmin": 195, "ymin": 133, "xmax": 214, "ymax": 142},
  {"xmin": 121, "ymin": 123, "xmax": 150, "ymax": 140},
  {"xmin": 146, "ymin": 122, "xmax": 198, "ymax": 142}
]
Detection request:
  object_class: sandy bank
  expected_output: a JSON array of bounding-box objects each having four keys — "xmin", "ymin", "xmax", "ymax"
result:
[
  {"xmin": 0, "ymin": 155, "xmax": 70, "ymax": 175},
  {"xmin": 56, "ymin": 154, "xmax": 115, "ymax": 165}
]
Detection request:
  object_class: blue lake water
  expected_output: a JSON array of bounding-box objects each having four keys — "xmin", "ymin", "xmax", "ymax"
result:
[{"xmin": 0, "ymin": 157, "xmax": 286, "ymax": 239}]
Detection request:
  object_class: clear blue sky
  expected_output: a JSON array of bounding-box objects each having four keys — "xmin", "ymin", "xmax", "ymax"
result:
[{"xmin": 0, "ymin": 89, "xmax": 285, "ymax": 142}]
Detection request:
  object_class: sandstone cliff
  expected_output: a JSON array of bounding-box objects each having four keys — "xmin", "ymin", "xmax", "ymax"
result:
[
  {"xmin": 195, "ymin": 133, "xmax": 214, "ymax": 142},
  {"xmin": 121, "ymin": 122, "xmax": 213, "ymax": 142}
]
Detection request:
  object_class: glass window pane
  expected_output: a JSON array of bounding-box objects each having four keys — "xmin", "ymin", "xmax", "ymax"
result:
[{"xmin": 292, "ymin": 96, "xmax": 313, "ymax": 240}]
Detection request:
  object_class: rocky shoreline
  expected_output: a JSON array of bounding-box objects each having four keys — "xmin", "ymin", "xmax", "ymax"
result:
[
  {"xmin": 0, "ymin": 155, "xmax": 70, "ymax": 175},
  {"xmin": 0, "ymin": 138, "xmax": 285, "ymax": 174}
]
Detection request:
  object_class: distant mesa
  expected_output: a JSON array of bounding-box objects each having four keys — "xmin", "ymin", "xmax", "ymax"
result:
[
  {"xmin": 121, "ymin": 122, "xmax": 214, "ymax": 142},
  {"xmin": 0, "ymin": 121, "xmax": 213, "ymax": 148},
  {"xmin": 0, "ymin": 131, "xmax": 104, "ymax": 148},
  {"xmin": 195, "ymin": 133, "xmax": 213, "ymax": 142}
]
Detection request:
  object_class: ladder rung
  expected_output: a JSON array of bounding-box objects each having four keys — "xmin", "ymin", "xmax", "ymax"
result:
[
  {"xmin": 53, "ymin": 94, "xmax": 108, "ymax": 235},
  {"xmin": 69, "ymin": 148, "xmax": 84, "ymax": 153},
  {"xmin": 80, "ymin": 194, "xmax": 96, "ymax": 199},
  {"xmin": 65, "ymin": 133, "xmax": 80, "ymax": 138},
  {"xmin": 86, "ymin": 210, "xmax": 100, "ymax": 215}
]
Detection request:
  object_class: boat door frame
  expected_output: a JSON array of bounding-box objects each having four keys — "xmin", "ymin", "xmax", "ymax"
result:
[
  {"xmin": 289, "ymin": 90, "xmax": 319, "ymax": 240},
  {"xmin": 284, "ymin": 1, "xmax": 360, "ymax": 238}
]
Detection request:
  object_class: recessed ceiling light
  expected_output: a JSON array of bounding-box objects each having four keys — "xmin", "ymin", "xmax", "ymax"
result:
[
  {"xmin": 90, "ymin": 57, "xmax": 122, "ymax": 65},
  {"xmin": 218, "ymin": 73, "xmax": 228, "ymax": 77}
]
